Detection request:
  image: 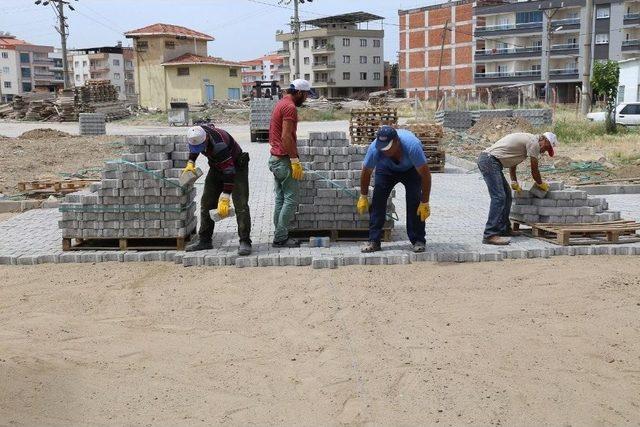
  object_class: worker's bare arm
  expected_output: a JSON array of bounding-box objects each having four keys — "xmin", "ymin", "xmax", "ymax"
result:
[
  {"xmin": 360, "ymin": 167, "xmax": 374, "ymax": 196},
  {"xmin": 530, "ymin": 157, "xmax": 542, "ymax": 184},
  {"xmin": 282, "ymin": 119, "xmax": 298, "ymax": 158},
  {"xmin": 416, "ymin": 164, "xmax": 432, "ymax": 203},
  {"xmin": 509, "ymin": 166, "xmax": 518, "ymax": 182}
]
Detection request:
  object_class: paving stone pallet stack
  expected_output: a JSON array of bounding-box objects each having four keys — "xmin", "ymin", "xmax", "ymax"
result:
[
  {"xmin": 395, "ymin": 123, "xmax": 446, "ymax": 173},
  {"xmin": 79, "ymin": 113, "xmax": 106, "ymax": 135},
  {"xmin": 511, "ymin": 182, "xmax": 622, "ymax": 224},
  {"xmin": 470, "ymin": 109, "xmax": 513, "ymax": 123},
  {"xmin": 435, "ymin": 110, "xmax": 473, "ymax": 131},
  {"xmin": 58, "ymin": 135, "xmax": 197, "ymax": 250},
  {"xmin": 512, "ymin": 108, "xmax": 552, "ymax": 126},
  {"xmin": 75, "ymin": 80, "xmax": 118, "ymax": 103},
  {"xmin": 249, "ymin": 98, "xmax": 277, "ymax": 142},
  {"xmin": 292, "ymin": 131, "xmax": 395, "ymax": 240},
  {"xmin": 350, "ymin": 107, "xmax": 398, "ymax": 145}
]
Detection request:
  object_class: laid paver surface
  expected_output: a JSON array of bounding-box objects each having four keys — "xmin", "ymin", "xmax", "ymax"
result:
[{"xmin": 1, "ymin": 136, "xmax": 639, "ymax": 267}]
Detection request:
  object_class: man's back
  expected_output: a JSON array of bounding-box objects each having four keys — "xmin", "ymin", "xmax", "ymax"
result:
[{"xmin": 269, "ymin": 97, "xmax": 298, "ymax": 156}]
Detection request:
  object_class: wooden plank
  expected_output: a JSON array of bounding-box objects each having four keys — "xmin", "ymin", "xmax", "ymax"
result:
[{"xmin": 62, "ymin": 236, "xmax": 193, "ymax": 251}]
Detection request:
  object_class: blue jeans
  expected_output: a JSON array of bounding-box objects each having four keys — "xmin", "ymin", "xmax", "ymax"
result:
[
  {"xmin": 268, "ymin": 156, "xmax": 299, "ymax": 242},
  {"xmin": 477, "ymin": 152, "xmax": 512, "ymax": 238},
  {"xmin": 370, "ymin": 167, "xmax": 425, "ymax": 244}
]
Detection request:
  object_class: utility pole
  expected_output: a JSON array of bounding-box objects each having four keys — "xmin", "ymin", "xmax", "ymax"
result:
[
  {"xmin": 580, "ymin": 0, "xmax": 593, "ymax": 114},
  {"xmin": 542, "ymin": 7, "xmax": 560, "ymax": 104},
  {"xmin": 293, "ymin": 0, "xmax": 300, "ymax": 79},
  {"xmin": 35, "ymin": 0, "xmax": 77, "ymax": 90},
  {"xmin": 435, "ymin": 20, "xmax": 449, "ymax": 111}
]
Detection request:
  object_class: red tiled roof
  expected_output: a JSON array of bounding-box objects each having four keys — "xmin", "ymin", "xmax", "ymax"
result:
[
  {"xmin": 125, "ymin": 23, "xmax": 213, "ymax": 41},
  {"xmin": 0, "ymin": 36, "xmax": 28, "ymax": 50},
  {"xmin": 162, "ymin": 53, "xmax": 242, "ymax": 67}
]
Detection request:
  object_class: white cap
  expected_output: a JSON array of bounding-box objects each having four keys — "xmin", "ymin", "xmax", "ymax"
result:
[
  {"xmin": 288, "ymin": 79, "xmax": 318, "ymax": 98},
  {"xmin": 187, "ymin": 126, "xmax": 206, "ymax": 145},
  {"xmin": 543, "ymin": 131, "xmax": 558, "ymax": 146}
]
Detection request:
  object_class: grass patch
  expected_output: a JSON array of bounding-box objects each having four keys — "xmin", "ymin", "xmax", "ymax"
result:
[{"xmin": 297, "ymin": 108, "xmax": 350, "ymax": 122}]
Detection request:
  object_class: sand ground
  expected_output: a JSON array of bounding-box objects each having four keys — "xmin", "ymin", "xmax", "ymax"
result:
[{"xmin": 1, "ymin": 257, "xmax": 639, "ymax": 426}]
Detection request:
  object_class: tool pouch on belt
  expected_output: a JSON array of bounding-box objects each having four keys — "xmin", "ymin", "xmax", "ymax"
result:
[{"xmin": 236, "ymin": 152, "xmax": 250, "ymax": 169}]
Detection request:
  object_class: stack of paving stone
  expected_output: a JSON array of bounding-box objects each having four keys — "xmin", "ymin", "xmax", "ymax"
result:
[
  {"xmin": 395, "ymin": 123, "xmax": 445, "ymax": 172},
  {"xmin": 471, "ymin": 109, "xmax": 513, "ymax": 123},
  {"xmin": 58, "ymin": 135, "xmax": 197, "ymax": 241},
  {"xmin": 435, "ymin": 110, "xmax": 473, "ymax": 131},
  {"xmin": 79, "ymin": 113, "xmax": 106, "ymax": 135},
  {"xmin": 510, "ymin": 182, "xmax": 621, "ymax": 223},
  {"xmin": 512, "ymin": 108, "xmax": 552, "ymax": 126},
  {"xmin": 292, "ymin": 131, "xmax": 395, "ymax": 232},
  {"xmin": 249, "ymin": 98, "xmax": 277, "ymax": 139},
  {"xmin": 349, "ymin": 107, "xmax": 398, "ymax": 144}
]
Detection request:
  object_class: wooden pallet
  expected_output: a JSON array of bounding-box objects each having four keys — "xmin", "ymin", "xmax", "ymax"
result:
[
  {"xmin": 62, "ymin": 235, "xmax": 192, "ymax": 251},
  {"xmin": 289, "ymin": 228, "xmax": 392, "ymax": 242},
  {"xmin": 18, "ymin": 179, "xmax": 98, "ymax": 197},
  {"xmin": 512, "ymin": 220, "xmax": 640, "ymax": 246}
]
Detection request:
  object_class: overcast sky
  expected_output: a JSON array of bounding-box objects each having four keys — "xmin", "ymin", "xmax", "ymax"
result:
[{"xmin": 0, "ymin": 0, "xmax": 442, "ymax": 62}]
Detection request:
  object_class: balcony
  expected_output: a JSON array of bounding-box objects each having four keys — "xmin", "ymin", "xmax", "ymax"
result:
[
  {"xmin": 549, "ymin": 68, "xmax": 579, "ymax": 80},
  {"xmin": 90, "ymin": 65, "xmax": 109, "ymax": 73},
  {"xmin": 550, "ymin": 43, "xmax": 579, "ymax": 55},
  {"xmin": 277, "ymin": 49, "xmax": 290, "ymax": 56},
  {"xmin": 622, "ymin": 39, "xmax": 640, "ymax": 51},
  {"xmin": 624, "ymin": 12, "xmax": 640, "ymax": 26},
  {"xmin": 312, "ymin": 44, "xmax": 335, "ymax": 53},
  {"xmin": 475, "ymin": 21, "xmax": 542, "ymax": 36},
  {"xmin": 475, "ymin": 70, "xmax": 541, "ymax": 83},
  {"xmin": 281, "ymin": 65, "xmax": 291, "ymax": 72},
  {"xmin": 551, "ymin": 17, "xmax": 580, "ymax": 30},
  {"xmin": 312, "ymin": 61, "xmax": 336, "ymax": 70},
  {"xmin": 475, "ymin": 46, "xmax": 541, "ymax": 60},
  {"xmin": 314, "ymin": 79, "xmax": 336, "ymax": 86}
]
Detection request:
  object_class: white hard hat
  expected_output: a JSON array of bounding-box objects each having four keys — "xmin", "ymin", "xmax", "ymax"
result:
[
  {"xmin": 543, "ymin": 131, "xmax": 558, "ymax": 147},
  {"xmin": 187, "ymin": 126, "xmax": 206, "ymax": 146},
  {"xmin": 289, "ymin": 79, "xmax": 318, "ymax": 98}
]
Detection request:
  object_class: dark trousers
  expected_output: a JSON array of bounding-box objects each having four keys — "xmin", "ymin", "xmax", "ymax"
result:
[
  {"xmin": 477, "ymin": 152, "xmax": 512, "ymax": 238},
  {"xmin": 199, "ymin": 161, "xmax": 251, "ymax": 243},
  {"xmin": 370, "ymin": 167, "xmax": 425, "ymax": 244}
]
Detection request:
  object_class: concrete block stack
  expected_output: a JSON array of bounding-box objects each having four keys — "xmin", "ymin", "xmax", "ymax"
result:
[
  {"xmin": 293, "ymin": 131, "xmax": 395, "ymax": 231},
  {"xmin": 249, "ymin": 98, "xmax": 277, "ymax": 139},
  {"xmin": 511, "ymin": 182, "xmax": 621, "ymax": 224},
  {"xmin": 435, "ymin": 110, "xmax": 473, "ymax": 131},
  {"xmin": 471, "ymin": 109, "xmax": 513, "ymax": 123},
  {"xmin": 79, "ymin": 113, "xmax": 106, "ymax": 135},
  {"xmin": 512, "ymin": 109, "xmax": 552, "ymax": 126},
  {"xmin": 58, "ymin": 135, "xmax": 197, "ymax": 241}
]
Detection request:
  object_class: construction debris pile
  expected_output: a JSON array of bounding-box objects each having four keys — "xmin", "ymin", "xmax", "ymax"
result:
[
  {"xmin": 349, "ymin": 107, "xmax": 398, "ymax": 145},
  {"xmin": 396, "ymin": 123, "xmax": 446, "ymax": 173},
  {"xmin": 511, "ymin": 182, "xmax": 621, "ymax": 224},
  {"xmin": 293, "ymin": 131, "xmax": 395, "ymax": 235},
  {"xmin": 468, "ymin": 117, "xmax": 535, "ymax": 142},
  {"xmin": 59, "ymin": 135, "xmax": 197, "ymax": 242}
]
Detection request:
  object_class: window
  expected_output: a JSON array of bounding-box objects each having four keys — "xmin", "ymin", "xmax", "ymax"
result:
[
  {"xmin": 83, "ymin": 74, "xmax": 88, "ymax": 80},
  {"xmin": 567, "ymin": 37, "xmax": 577, "ymax": 47},
  {"xmin": 75, "ymin": 74, "xmax": 80, "ymax": 81},
  {"xmin": 596, "ymin": 6, "xmax": 610, "ymax": 18},
  {"xmin": 113, "ymin": 72, "xmax": 121, "ymax": 80},
  {"xmin": 20, "ymin": 53, "xmax": 30, "ymax": 63},
  {"xmin": 595, "ymin": 33, "xmax": 609, "ymax": 44},
  {"xmin": 21, "ymin": 68, "xmax": 30, "ymax": 78},
  {"xmin": 531, "ymin": 64, "xmax": 541, "ymax": 71},
  {"xmin": 303, "ymin": 57, "xmax": 309, "ymax": 65},
  {"xmin": 228, "ymin": 88, "xmax": 241, "ymax": 99},
  {"xmin": 165, "ymin": 41, "xmax": 175, "ymax": 49},
  {"xmin": 136, "ymin": 40, "xmax": 148, "ymax": 52},
  {"xmin": 515, "ymin": 11, "xmax": 542, "ymax": 24},
  {"xmin": 359, "ymin": 56, "xmax": 367, "ymax": 64},
  {"xmin": 113, "ymin": 59, "xmax": 120, "ymax": 66},
  {"xmin": 373, "ymin": 56, "xmax": 381, "ymax": 64},
  {"xmin": 1, "ymin": 52, "xmax": 8, "ymax": 59},
  {"xmin": 373, "ymin": 39, "xmax": 381, "ymax": 48},
  {"xmin": 620, "ymin": 104, "xmax": 639, "ymax": 114},
  {"xmin": 75, "ymin": 61, "xmax": 79, "ymax": 68},
  {"xmin": 126, "ymin": 72, "xmax": 134, "ymax": 80},
  {"xmin": 115, "ymin": 85, "xmax": 121, "ymax": 92},
  {"xmin": 342, "ymin": 38, "xmax": 350, "ymax": 47},
  {"xmin": 373, "ymin": 72, "xmax": 381, "ymax": 80},
  {"xmin": 2, "ymin": 66, "xmax": 9, "ymax": 74},
  {"xmin": 82, "ymin": 61, "xmax": 87, "ymax": 67},
  {"xmin": 303, "ymin": 40, "xmax": 309, "ymax": 48},
  {"xmin": 304, "ymin": 73, "xmax": 310, "ymax": 80},
  {"xmin": 177, "ymin": 67, "xmax": 190, "ymax": 76},
  {"xmin": 22, "ymin": 82, "xmax": 32, "ymax": 92},
  {"xmin": 343, "ymin": 55, "xmax": 350, "ymax": 64},
  {"xmin": 3, "ymin": 81, "xmax": 11, "ymax": 89},
  {"xmin": 229, "ymin": 68, "xmax": 238, "ymax": 77},
  {"xmin": 360, "ymin": 39, "xmax": 367, "ymax": 47},
  {"xmin": 497, "ymin": 65, "xmax": 508, "ymax": 75},
  {"xmin": 343, "ymin": 72, "xmax": 350, "ymax": 80},
  {"xmin": 618, "ymin": 86, "xmax": 625, "ymax": 103},
  {"xmin": 360, "ymin": 72, "xmax": 367, "ymax": 80},
  {"xmin": 637, "ymin": 85, "xmax": 640, "ymax": 103},
  {"xmin": 126, "ymin": 60, "xmax": 133, "ymax": 68}
]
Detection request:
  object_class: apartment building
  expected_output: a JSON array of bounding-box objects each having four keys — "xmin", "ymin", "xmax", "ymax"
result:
[
  {"xmin": 240, "ymin": 53, "xmax": 285, "ymax": 96},
  {"xmin": 398, "ymin": 0, "xmax": 475, "ymax": 99},
  {"xmin": 0, "ymin": 34, "xmax": 63, "ymax": 101},
  {"xmin": 276, "ymin": 12, "xmax": 385, "ymax": 98},
  {"xmin": 69, "ymin": 44, "xmax": 136, "ymax": 101}
]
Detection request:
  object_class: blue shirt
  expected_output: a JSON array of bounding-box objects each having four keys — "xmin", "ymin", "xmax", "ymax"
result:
[{"xmin": 363, "ymin": 129, "xmax": 427, "ymax": 172}]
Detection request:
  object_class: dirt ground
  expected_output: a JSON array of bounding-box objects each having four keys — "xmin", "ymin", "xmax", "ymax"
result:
[
  {"xmin": 0, "ymin": 130, "xmax": 124, "ymax": 194},
  {"xmin": 1, "ymin": 257, "xmax": 639, "ymax": 426}
]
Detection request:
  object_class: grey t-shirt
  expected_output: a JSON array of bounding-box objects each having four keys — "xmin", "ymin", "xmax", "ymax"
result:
[{"xmin": 484, "ymin": 132, "xmax": 541, "ymax": 168}]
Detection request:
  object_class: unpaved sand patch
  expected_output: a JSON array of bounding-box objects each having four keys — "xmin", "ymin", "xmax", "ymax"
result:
[{"xmin": 1, "ymin": 257, "xmax": 639, "ymax": 425}]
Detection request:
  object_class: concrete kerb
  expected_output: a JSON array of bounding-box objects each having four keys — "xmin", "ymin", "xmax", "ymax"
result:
[
  {"xmin": 0, "ymin": 199, "xmax": 59, "ymax": 213},
  {"xmin": 446, "ymin": 155, "xmax": 477, "ymax": 172},
  {"xmin": 577, "ymin": 184, "xmax": 640, "ymax": 195}
]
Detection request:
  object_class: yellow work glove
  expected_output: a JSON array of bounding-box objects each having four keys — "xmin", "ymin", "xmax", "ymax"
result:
[
  {"xmin": 182, "ymin": 160, "xmax": 196, "ymax": 175},
  {"xmin": 417, "ymin": 202, "xmax": 430, "ymax": 222},
  {"xmin": 511, "ymin": 181, "xmax": 522, "ymax": 193},
  {"xmin": 536, "ymin": 181, "xmax": 550, "ymax": 192},
  {"xmin": 290, "ymin": 158, "xmax": 304, "ymax": 180},
  {"xmin": 217, "ymin": 193, "xmax": 231, "ymax": 219},
  {"xmin": 356, "ymin": 195, "xmax": 369, "ymax": 215}
]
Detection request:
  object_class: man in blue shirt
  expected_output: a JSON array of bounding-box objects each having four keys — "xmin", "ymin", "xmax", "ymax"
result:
[{"xmin": 357, "ymin": 126, "xmax": 432, "ymax": 253}]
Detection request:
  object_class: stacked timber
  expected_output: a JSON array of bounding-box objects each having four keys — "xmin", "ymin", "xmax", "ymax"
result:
[{"xmin": 395, "ymin": 123, "xmax": 446, "ymax": 173}]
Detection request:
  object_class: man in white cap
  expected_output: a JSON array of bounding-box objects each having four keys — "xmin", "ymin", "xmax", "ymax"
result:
[
  {"xmin": 477, "ymin": 131, "xmax": 558, "ymax": 245},
  {"xmin": 267, "ymin": 78, "xmax": 317, "ymax": 248},
  {"xmin": 182, "ymin": 124, "xmax": 252, "ymax": 255}
]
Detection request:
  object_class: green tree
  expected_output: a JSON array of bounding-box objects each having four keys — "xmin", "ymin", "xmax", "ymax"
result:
[{"xmin": 590, "ymin": 60, "xmax": 620, "ymax": 134}]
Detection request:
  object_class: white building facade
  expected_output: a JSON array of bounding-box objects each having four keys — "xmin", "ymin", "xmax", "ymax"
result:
[
  {"xmin": 618, "ymin": 57, "xmax": 640, "ymax": 103},
  {"xmin": 69, "ymin": 45, "xmax": 132, "ymax": 100}
]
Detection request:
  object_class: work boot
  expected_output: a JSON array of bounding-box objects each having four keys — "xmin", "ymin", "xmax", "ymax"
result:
[
  {"xmin": 361, "ymin": 241, "xmax": 381, "ymax": 253},
  {"xmin": 185, "ymin": 238, "xmax": 213, "ymax": 252},
  {"xmin": 500, "ymin": 230, "xmax": 522, "ymax": 237},
  {"xmin": 412, "ymin": 242, "xmax": 426, "ymax": 253},
  {"xmin": 238, "ymin": 241, "xmax": 252, "ymax": 256},
  {"xmin": 482, "ymin": 235, "xmax": 510, "ymax": 245},
  {"xmin": 272, "ymin": 238, "xmax": 300, "ymax": 248}
]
